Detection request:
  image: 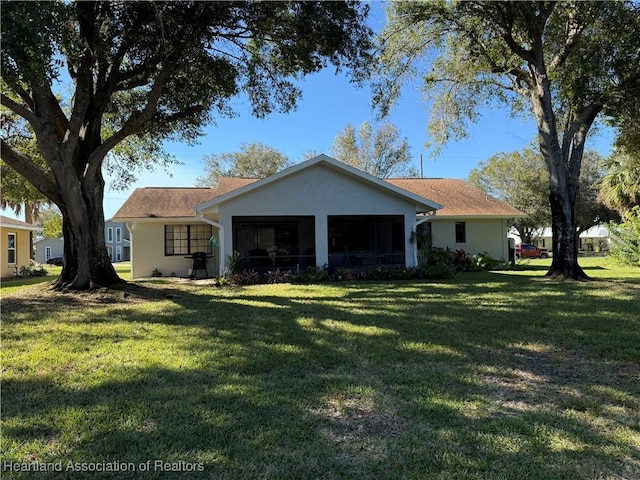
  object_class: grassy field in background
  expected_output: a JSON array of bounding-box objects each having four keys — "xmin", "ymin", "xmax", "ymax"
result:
[{"xmin": 2, "ymin": 258, "xmax": 639, "ymax": 479}]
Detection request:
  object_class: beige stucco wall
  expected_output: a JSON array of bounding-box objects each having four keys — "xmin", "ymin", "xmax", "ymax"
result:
[
  {"xmin": 431, "ymin": 218, "xmax": 509, "ymax": 261},
  {"xmin": 128, "ymin": 220, "xmax": 220, "ymax": 279},
  {"xmin": 1, "ymin": 227, "xmax": 33, "ymax": 278},
  {"xmin": 213, "ymin": 163, "xmax": 420, "ymax": 270}
]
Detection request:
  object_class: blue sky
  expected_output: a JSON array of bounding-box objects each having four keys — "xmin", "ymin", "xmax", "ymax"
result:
[
  {"xmin": 4, "ymin": 2, "xmax": 615, "ymax": 221},
  {"xmin": 100, "ymin": 65, "xmax": 613, "ymax": 219},
  {"xmin": 102, "ymin": 0, "xmax": 613, "ymax": 219}
]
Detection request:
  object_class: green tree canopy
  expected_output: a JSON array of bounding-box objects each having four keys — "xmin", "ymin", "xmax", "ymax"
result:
[
  {"xmin": 38, "ymin": 206, "xmax": 63, "ymax": 239},
  {"xmin": 373, "ymin": 1, "xmax": 640, "ymax": 279},
  {"xmin": 331, "ymin": 121, "xmax": 417, "ymax": 178},
  {"xmin": 468, "ymin": 147, "xmax": 550, "ymax": 243},
  {"xmin": 1, "ymin": 1, "xmax": 372, "ymax": 289},
  {"xmin": 608, "ymin": 206, "xmax": 640, "ymax": 267},
  {"xmin": 600, "ymin": 148, "xmax": 640, "ymax": 216},
  {"xmin": 573, "ymin": 150, "xmax": 620, "ymax": 234},
  {"xmin": 469, "ymin": 146, "xmax": 619, "ymax": 243},
  {"xmin": 196, "ymin": 143, "xmax": 291, "ymax": 188},
  {"xmin": 0, "ymin": 111, "xmax": 51, "ymax": 223}
]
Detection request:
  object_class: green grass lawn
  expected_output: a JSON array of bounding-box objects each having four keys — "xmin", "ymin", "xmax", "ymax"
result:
[{"xmin": 2, "ymin": 258, "xmax": 639, "ymax": 479}]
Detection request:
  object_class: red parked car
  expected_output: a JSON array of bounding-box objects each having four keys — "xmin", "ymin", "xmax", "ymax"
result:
[{"xmin": 516, "ymin": 243, "xmax": 549, "ymax": 259}]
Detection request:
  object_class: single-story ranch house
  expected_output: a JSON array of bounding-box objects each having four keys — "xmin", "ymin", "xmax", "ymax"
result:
[{"xmin": 114, "ymin": 155, "xmax": 524, "ymax": 278}]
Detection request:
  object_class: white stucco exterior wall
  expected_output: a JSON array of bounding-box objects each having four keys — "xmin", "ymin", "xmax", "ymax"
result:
[{"xmin": 212, "ymin": 164, "xmax": 420, "ymax": 270}]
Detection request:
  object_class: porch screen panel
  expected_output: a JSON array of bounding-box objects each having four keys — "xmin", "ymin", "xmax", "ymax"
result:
[
  {"xmin": 232, "ymin": 216, "xmax": 315, "ymax": 269},
  {"xmin": 328, "ymin": 215, "xmax": 405, "ymax": 267}
]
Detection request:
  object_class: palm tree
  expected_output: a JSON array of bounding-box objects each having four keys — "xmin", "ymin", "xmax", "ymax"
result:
[{"xmin": 600, "ymin": 150, "xmax": 640, "ymax": 216}]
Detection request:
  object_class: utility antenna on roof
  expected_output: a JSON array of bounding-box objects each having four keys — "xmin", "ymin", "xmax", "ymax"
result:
[{"xmin": 420, "ymin": 153, "xmax": 423, "ymax": 179}]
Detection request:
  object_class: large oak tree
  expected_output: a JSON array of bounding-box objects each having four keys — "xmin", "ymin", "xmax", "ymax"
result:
[
  {"xmin": 1, "ymin": 1, "xmax": 371, "ymax": 289},
  {"xmin": 374, "ymin": 1, "xmax": 640, "ymax": 279}
]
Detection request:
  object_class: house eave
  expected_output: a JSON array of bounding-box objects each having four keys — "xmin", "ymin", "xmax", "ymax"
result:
[
  {"xmin": 0, "ymin": 222, "xmax": 41, "ymax": 231},
  {"xmin": 429, "ymin": 214, "xmax": 526, "ymax": 220},
  {"xmin": 113, "ymin": 216, "xmax": 201, "ymax": 224}
]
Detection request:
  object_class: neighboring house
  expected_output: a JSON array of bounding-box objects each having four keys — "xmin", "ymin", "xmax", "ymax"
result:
[
  {"xmin": 34, "ymin": 237, "xmax": 64, "ymax": 264},
  {"xmin": 34, "ymin": 219, "xmax": 132, "ymax": 264},
  {"xmin": 114, "ymin": 155, "xmax": 524, "ymax": 279},
  {"xmin": 513, "ymin": 225, "xmax": 612, "ymax": 253},
  {"xmin": 0, "ymin": 215, "xmax": 40, "ymax": 278},
  {"xmin": 105, "ymin": 219, "xmax": 131, "ymax": 262}
]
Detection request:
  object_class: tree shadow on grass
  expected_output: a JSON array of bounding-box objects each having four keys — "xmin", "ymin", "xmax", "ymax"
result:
[{"xmin": 2, "ymin": 276, "xmax": 639, "ymax": 479}]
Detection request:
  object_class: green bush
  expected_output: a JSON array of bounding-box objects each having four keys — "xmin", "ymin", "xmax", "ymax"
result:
[
  {"xmin": 19, "ymin": 265, "xmax": 48, "ymax": 277},
  {"xmin": 471, "ymin": 251, "xmax": 507, "ymax": 271},
  {"xmin": 608, "ymin": 206, "xmax": 640, "ymax": 267},
  {"xmin": 265, "ymin": 269, "xmax": 294, "ymax": 284},
  {"xmin": 364, "ymin": 266, "xmax": 414, "ymax": 280},
  {"xmin": 228, "ymin": 269, "xmax": 260, "ymax": 285},
  {"xmin": 293, "ymin": 266, "xmax": 329, "ymax": 283},
  {"xmin": 416, "ymin": 262, "xmax": 457, "ymax": 279}
]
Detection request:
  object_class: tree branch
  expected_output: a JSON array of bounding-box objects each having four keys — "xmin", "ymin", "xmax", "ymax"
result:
[
  {"xmin": 29, "ymin": 83, "xmax": 70, "ymax": 141},
  {"xmin": 0, "ymin": 139, "xmax": 62, "ymax": 204},
  {"xmin": 91, "ymin": 63, "xmax": 175, "ymax": 163},
  {"xmin": 1, "ymin": 77, "xmax": 35, "ymax": 112},
  {"xmin": 62, "ymin": 52, "xmax": 95, "ymax": 159},
  {"xmin": 0, "ymin": 94, "xmax": 42, "ymax": 131},
  {"xmin": 565, "ymin": 102, "xmax": 603, "ymax": 179},
  {"xmin": 548, "ymin": 15, "xmax": 584, "ymax": 71}
]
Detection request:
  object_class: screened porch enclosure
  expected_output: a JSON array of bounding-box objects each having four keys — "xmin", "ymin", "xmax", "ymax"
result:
[
  {"xmin": 232, "ymin": 216, "xmax": 316, "ymax": 270},
  {"xmin": 328, "ymin": 215, "xmax": 405, "ymax": 269}
]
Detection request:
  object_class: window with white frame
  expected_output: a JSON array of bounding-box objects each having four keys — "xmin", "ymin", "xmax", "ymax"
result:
[
  {"xmin": 108, "ymin": 246, "xmax": 113, "ymax": 261},
  {"xmin": 116, "ymin": 227, "xmax": 122, "ymax": 243},
  {"xmin": 107, "ymin": 227, "xmax": 113, "ymax": 243},
  {"xmin": 7, "ymin": 233, "xmax": 16, "ymax": 264},
  {"xmin": 45, "ymin": 246, "xmax": 52, "ymax": 260},
  {"xmin": 116, "ymin": 246, "xmax": 122, "ymax": 261}
]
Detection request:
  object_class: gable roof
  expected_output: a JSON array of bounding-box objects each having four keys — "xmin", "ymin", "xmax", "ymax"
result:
[
  {"xmin": 112, "ymin": 178, "xmax": 258, "ymax": 219},
  {"xmin": 386, "ymin": 178, "xmax": 525, "ymax": 218},
  {"xmin": 0, "ymin": 215, "xmax": 41, "ymax": 231},
  {"xmin": 113, "ymin": 188, "xmax": 216, "ymax": 219},
  {"xmin": 113, "ymin": 157, "xmax": 524, "ymax": 220},
  {"xmin": 194, "ymin": 154, "xmax": 443, "ymax": 213}
]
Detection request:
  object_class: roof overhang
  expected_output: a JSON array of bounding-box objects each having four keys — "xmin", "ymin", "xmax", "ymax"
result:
[
  {"xmin": 0, "ymin": 221, "xmax": 41, "ymax": 231},
  {"xmin": 115, "ymin": 216, "xmax": 208, "ymax": 224},
  {"xmin": 429, "ymin": 214, "xmax": 526, "ymax": 220}
]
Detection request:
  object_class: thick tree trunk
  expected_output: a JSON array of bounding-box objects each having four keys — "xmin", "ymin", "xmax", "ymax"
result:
[
  {"xmin": 529, "ymin": 57, "xmax": 590, "ymax": 281},
  {"xmin": 51, "ymin": 168, "xmax": 123, "ymax": 290},
  {"xmin": 547, "ymin": 188, "xmax": 588, "ymax": 280}
]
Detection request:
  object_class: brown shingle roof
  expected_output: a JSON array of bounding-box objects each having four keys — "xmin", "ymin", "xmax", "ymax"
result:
[
  {"xmin": 113, "ymin": 188, "xmax": 214, "ymax": 218},
  {"xmin": 113, "ymin": 177, "xmax": 524, "ymax": 219},
  {"xmin": 386, "ymin": 178, "xmax": 525, "ymax": 217},
  {"xmin": 113, "ymin": 178, "xmax": 258, "ymax": 219},
  {"xmin": 0, "ymin": 215, "xmax": 40, "ymax": 230}
]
